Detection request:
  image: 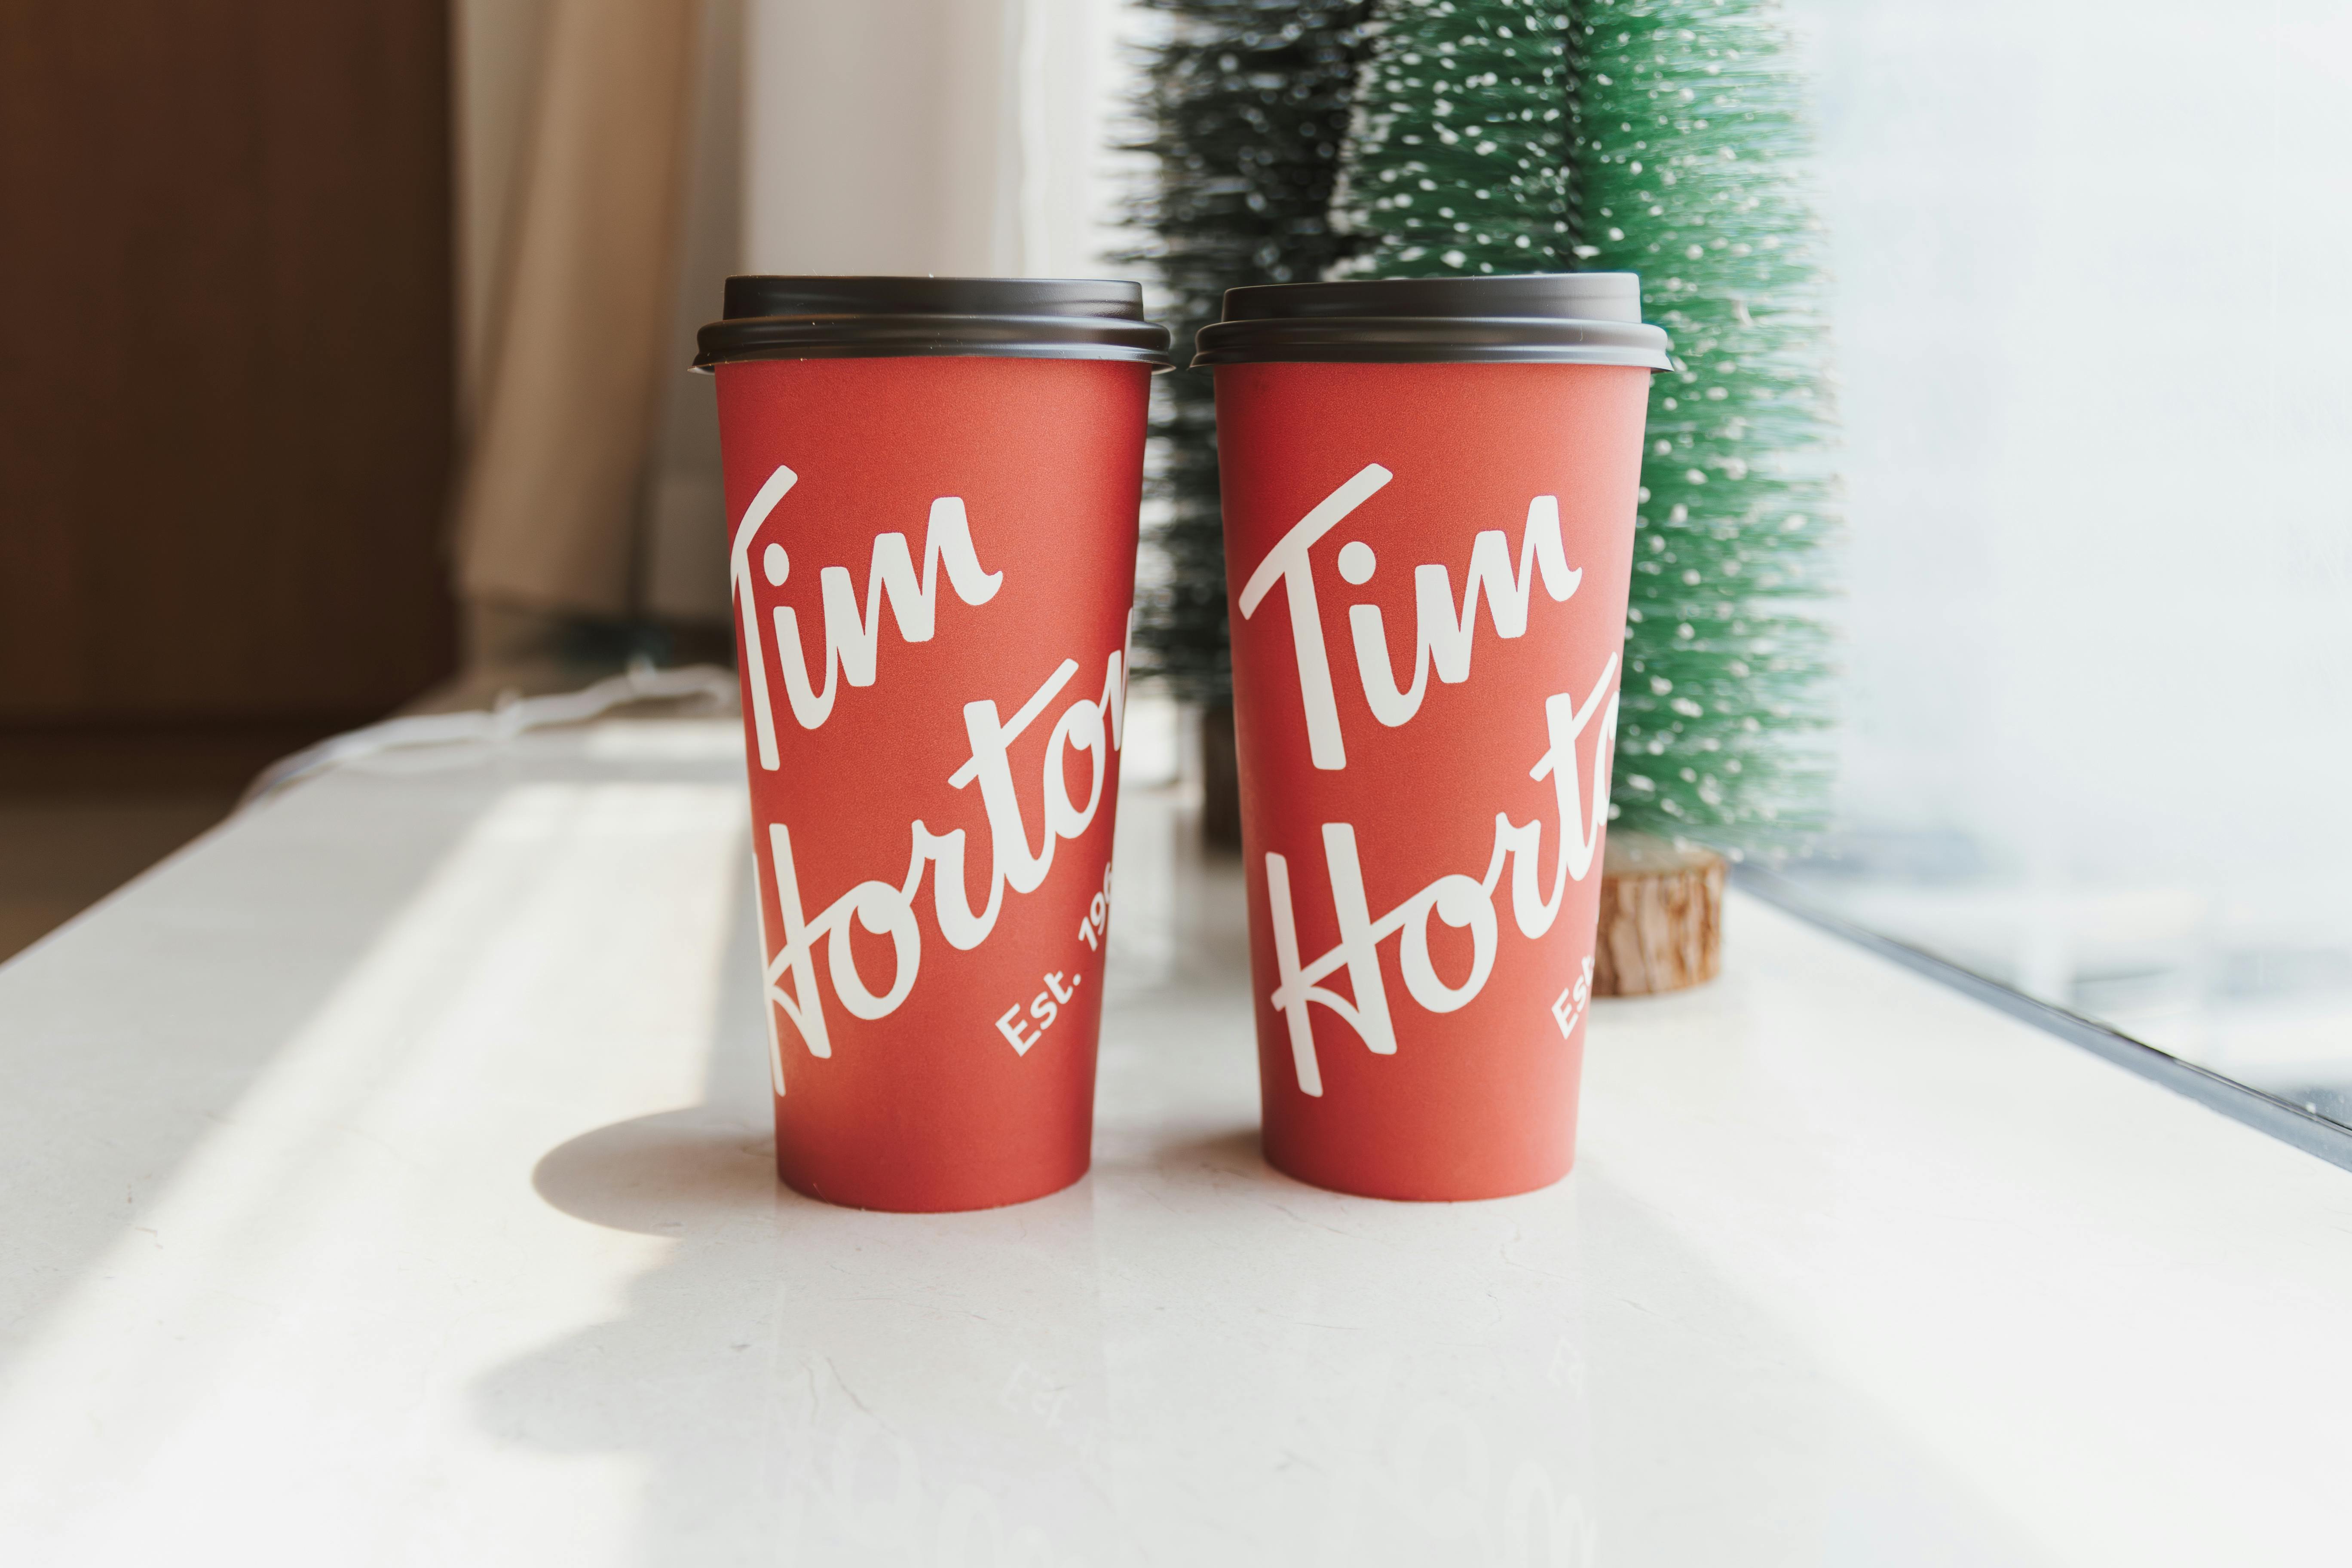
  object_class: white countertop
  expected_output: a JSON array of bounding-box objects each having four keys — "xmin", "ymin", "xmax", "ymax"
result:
[{"xmin": 3, "ymin": 720, "xmax": 2349, "ymax": 1566}]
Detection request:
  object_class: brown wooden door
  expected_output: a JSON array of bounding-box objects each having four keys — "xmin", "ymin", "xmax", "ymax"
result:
[{"xmin": 0, "ymin": 0, "xmax": 455, "ymax": 788}]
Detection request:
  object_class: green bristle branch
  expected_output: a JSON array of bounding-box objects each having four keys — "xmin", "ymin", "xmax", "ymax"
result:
[
  {"xmin": 1339, "ymin": 0, "xmax": 1577, "ymax": 276},
  {"xmin": 1566, "ymin": 0, "xmax": 1838, "ymax": 846}
]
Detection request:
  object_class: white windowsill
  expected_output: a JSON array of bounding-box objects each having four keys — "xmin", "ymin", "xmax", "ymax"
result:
[{"xmin": 0, "ymin": 720, "xmax": 2345, "ymax": 1564}]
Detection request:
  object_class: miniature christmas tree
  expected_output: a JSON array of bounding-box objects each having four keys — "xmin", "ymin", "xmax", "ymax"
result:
[
  {"xmin": 1338, "ymin": 0, "xmax": 1837, "ymax": 848},
  {"xmin": 1125, "ymin": 0, "xmax": 1376, "ymax": 707},
  {"xmin": 1565, "ymin": 0, "xmax": 1837, "ymax": 845}
]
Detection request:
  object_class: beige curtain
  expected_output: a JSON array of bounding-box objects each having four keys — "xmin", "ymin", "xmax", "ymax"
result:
[{"xmin": 453, "ymin": 0, "xmax": 702, "ymax": 619}]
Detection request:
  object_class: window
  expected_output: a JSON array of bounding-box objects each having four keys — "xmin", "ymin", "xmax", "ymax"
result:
[{"xmin": 1776, "ymin": 0, "xmax": 2352, "ymax": 1133}]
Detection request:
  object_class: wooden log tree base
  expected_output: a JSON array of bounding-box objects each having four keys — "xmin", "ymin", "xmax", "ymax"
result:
[
  {"xmin": 1200, "ymin": 701, "xmax": 1243, "ymax": 851},
  {"xmin": 1594, "ymin": 831, "xmax": 1726, "ymax": 995}
]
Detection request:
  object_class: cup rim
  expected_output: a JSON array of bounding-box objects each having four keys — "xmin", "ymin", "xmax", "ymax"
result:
[
  {"xmin": 1191, "ymin": 272, "xmax": 1672, "ymax": 370},
  {"xmin": 695, "ymin": 275, "xmax": 1173, "ymax": 371}
]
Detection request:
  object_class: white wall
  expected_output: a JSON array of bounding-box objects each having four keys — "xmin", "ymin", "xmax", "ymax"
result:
[{"xmin": 742, "ymin": 0, "xmax": 1126, "ymax": 279}]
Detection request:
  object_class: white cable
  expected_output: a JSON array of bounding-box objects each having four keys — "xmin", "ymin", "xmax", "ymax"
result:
[{"xmin": 236, "ymin": 661, "xmax": 739, "ymax": 812}]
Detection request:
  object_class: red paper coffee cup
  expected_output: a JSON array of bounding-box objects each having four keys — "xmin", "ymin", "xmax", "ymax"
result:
[
  {"xmin": 1194, "ymin": 275, "xmax": 1671, "ymax": 1201},
  {"xmin": 696, "ymin": 278, "xmax": 1170, "ymax": 1212}
]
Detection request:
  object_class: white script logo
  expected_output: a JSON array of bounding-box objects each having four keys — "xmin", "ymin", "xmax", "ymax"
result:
[
  {"xmin": 729, "ymin": 463, "xmax": 1004, "ymax": 770},
  {"xmin": 755, "ymin": 654, "xmax": 1127, "ymax": 1090},
  {"xmin": 1237, "ymin": 463, "xmax": 1618, "ymax": 1093},
  {"xmin": 1263, "ymin": 658, "xmax": 1617, "ymax": 1094},
  {"xmin": 724, "ymin": 461, "xmax": 1128, "ymax": 1093},
  {"xmin": 1236, "ymin": 462, "xmax": 1583, "ymax": 770}
]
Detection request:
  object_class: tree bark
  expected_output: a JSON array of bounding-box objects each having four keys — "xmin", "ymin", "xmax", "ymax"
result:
[
  {"xmin": 1200, "ymin": 701, "xmax": 1241, "ymax": 851},
  {"xmin": 1594, "ymin": 832, "xmax": 1724, "ymax": 995}
]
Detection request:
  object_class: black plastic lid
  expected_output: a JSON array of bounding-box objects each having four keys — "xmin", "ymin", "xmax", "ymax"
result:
[
  {"xmin": 1191, "ymin": 273, "xmax": 1672, "ymax": 369},
  {"xmin": 694, "ymin": 276, "xmax": 1172, "ymax": 370}
]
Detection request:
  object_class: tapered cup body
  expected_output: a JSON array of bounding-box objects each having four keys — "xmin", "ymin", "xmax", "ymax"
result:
[
  {"xmin": 714, "ymin": 353, "xmax": 1149, "ymax": 1211},
  {"xmin": 1214, "ymin": 358, "xmax": 1652, "ymax": 1200}
]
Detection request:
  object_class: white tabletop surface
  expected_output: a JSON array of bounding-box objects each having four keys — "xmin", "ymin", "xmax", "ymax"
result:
[{"xmin": 3, "ymin": 720, "xmax": 2349, "ymax": 1567}]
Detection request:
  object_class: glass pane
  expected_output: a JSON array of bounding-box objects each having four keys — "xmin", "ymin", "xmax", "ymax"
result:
[{"xmin": 1777, "ymin": 0, "xmax": 2352, "ymax": 1127}]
